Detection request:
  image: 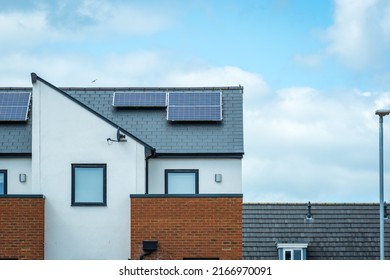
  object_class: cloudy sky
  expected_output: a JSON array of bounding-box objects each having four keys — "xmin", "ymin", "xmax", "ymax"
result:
[{"xmin": 2, "ymin": 0, "xmax": 390, "ymax": 203}]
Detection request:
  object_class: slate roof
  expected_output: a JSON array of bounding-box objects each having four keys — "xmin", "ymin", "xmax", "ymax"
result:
[
  {"xmin": 0, "ymin": 84, "xmax": 244, "ymax": 156},
  {"xmin": 0, "ymin": 88, "xmax": 32, "ymax": 155},
  {"xmin": 243, "ymin": 203, "xmax": 390, "ymax": 260}
]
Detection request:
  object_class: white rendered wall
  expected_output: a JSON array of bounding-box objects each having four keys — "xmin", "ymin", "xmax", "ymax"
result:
[
  {"xmin": 148, "ymin": 158, "xmax": 242, "ymax": 194},
  {"xmin": 0, "ymin": 158, "xmax": 32, "ymax": 194},
  {"xmin": 32, "ymin": 80, "xmax": 146, "ymax": 259}
]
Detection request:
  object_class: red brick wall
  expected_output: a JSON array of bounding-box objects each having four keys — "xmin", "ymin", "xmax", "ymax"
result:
[
  {"xmin": 130, "ymin": 195, "xmax": 242, "ymax": 260},
  {"xmin": 0, "ymin": 196, "xmax": 45, "ymax": 260}
]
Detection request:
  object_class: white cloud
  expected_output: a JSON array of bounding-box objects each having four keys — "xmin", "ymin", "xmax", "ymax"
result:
[
  {"xmin": 0, "ymin": 50, "xmax": 169, "ymax": 87},
  {"xmin": 242, "ymin": 84, "xmax": 386, "ymax": 203},
  {"xmin": 0, "ymin": 11, "xmax": 49, "ymax": 47},
  {"xmin": 74, "ymin": 0, "xmax": 172, "ymax": 36},
  {"xmin": 293, "ymin": 53, "xmax": 322, "ymax": 67},
  {"xmin": 325, "ymin": 0, "xmax": 390, "ymax": 69},
  {"xmin": 374, "ymin": 92, "xmax": 390, "ymax": 109},
  {"xmin": 0, "ymin": 0, "xmax": 172, "ymax": 52},
  {"xmin": 163, "ymin": 66, "xmax": 271, "ymax": 110}
]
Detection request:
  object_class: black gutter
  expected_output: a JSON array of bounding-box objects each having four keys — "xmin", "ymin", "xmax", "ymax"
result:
[
  {"xmin": 130, "ymin": 194, "xmax": 243, "ymax": 198},
  {"xmin": 0, "ymin": 153, "xmax": 32, "ymax": 158},
  {"xmin": 154, "ymin": 152, "xmax": 244, "ymax": 159},
  {"xmin": 0, "ymin": 194, "xmax": 45, "ymax": 198},
  {"xmin": 145, "ymin": 148, "xmax": 156, "ymax": 195}
]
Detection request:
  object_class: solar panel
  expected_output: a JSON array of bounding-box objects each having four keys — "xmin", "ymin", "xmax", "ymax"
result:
[
  {"xmin": 113, "ymin": 92, "xmax": 167, "ymax": 107},
  {"xmin": 167, "ymin": 92, "xmax": 222, "ymax": 121},
  {"xmin": 0, "ymin": 92, "xmax": 31, "ymax": 121}
]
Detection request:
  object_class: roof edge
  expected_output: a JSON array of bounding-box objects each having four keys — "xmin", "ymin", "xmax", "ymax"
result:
[
  {"xmin": 59, "ymin": 85, "xmax": 243, "ymax": 91},
  {"xmin": 154, "ymin": 152, "xmax": 244, "ymax": 159},
  {"xmin": 0, "ymin": 153, "xmax": 32, "ymax": 158},
  {"xmin": 130, "ymin": 194, "xmax": 243, "ymax": 198},
  {"xmin": 30, "ymin": 73, "xmax": 155, "ymax": 151},
  {"xmin": 243, "ymin": 202, "xmax": 382, "ymax": 206},
  {"xmin": 0, "ymin": 87, "xmax": 32, "ymax": 90},
  {"xmin": 0, "ymin": 194, "xmax": 45, "ymax": 199}
]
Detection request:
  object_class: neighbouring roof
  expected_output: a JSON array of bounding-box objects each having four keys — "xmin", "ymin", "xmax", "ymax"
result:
[
  {"xmin": 243, "ymin": 203, "xmax": 390, "ymax": 260},
  {"xmin": 0, "ymin": 81, "xmax": 244, "ymax": 156}
]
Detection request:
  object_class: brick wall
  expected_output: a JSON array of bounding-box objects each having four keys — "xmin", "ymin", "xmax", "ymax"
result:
[
  {"xmin": 130, "ymin": 195, "xmax": 242, "ymax": 260},
  {"xmin": 0, "ymin": 195, "xmax": 45, "ymax": 260}
]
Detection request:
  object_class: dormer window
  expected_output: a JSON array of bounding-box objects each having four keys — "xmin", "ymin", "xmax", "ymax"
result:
[{"xmin": 277, "ymin": 243, "xmax": 308, "ymax": 260}]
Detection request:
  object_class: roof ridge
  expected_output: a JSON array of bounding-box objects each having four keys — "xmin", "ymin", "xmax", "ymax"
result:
[{"xmin": 61, "ymin": 86, "xmax": 243, "ymax": 91}]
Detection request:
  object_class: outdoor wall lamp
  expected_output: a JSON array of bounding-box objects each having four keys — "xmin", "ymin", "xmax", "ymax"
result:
[
  {"xmin": 107, "ymin": 128, "xmax": 127, "ymax": 144},
  {"xmin": 19, "ymin": 174, "xmax": 26, "ymax": 183},
  {"xmin": 215, "ymin": 174, "xmax": 222, "ymax": 183}
]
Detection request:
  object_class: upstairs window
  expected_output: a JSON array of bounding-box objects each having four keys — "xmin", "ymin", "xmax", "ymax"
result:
[
  {"xmin": 165, "ymin": 169, "xmax": 199, "ymax": 194},
  {"xmin": 71, "ymin": 164, "xmax": 106, "ymax": 206},
  {"xmin": 0, "ymin": 170, "xmax": 7, "ymax": 195},
  {"xmin": 277, "ymin": 243, "xmax": 308, "ymax": 260}
]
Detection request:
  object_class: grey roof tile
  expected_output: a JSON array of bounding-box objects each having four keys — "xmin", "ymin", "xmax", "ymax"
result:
[
  {"xmin": 0, "ymin": 88, "xmax": 32, "ymax": 154},
  {"xmin": 243, "ymin": 203, "xmax": 390, "ymax": 260}
]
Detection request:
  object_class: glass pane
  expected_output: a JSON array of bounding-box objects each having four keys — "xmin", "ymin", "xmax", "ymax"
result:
[
  {"xmin": 0, "ymin": 173, "xmax": 4, "ymax": 194},
  {"xmin": 293, "ymin": 250, "xmax": 302, "ymax": 260},
  {"xmin": 168, "ymin": 172, "xmax": 196, "ymax": 194},
  {"xmin": 284, "ymin": 250, "xmax": 292, "ymax": 260},
  {"xmin": 75, "ymin": 167, "xmax": 103, "ymax": 203}
]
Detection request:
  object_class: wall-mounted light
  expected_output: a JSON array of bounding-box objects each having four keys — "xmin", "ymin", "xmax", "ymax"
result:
[
  {"xmin": 107, "ymin": 127, "xmax": 127, "ymax": 144},
  {"xmin": 19, "ymin": 174, "xmax": 27, "ymax": 183},
  {"xmin": 215, "ymin": 174, "xmax": 222, "ymax": 183}
]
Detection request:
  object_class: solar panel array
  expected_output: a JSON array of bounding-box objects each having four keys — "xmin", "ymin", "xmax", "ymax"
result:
[
  {"xmin": 112, "ymin": 91, "xmax": 167, "ymax": 107},
  {"xmin": 167, "ymin": 91, "xmax": 222, "ymax": 121},
  {"xmin": 0, "ymin": 92, "xmax": 31, "ymax": 121},
  {"xmin": 112, "ymin": 90, "xmax": 223, "ymax": 122}
]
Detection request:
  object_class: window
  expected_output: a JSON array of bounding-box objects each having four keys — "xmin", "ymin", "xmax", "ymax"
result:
[
  {"xmin": 71, "ymin": 164, "xmax": 106, "ymax": 206},
  {"xmin": 0, "ymin": 170, "xmax": 7, "ymax": 195},
  {"xmin": 165, "ymin": 169, "xmax": 199, "ymax": 194},
  {"xmin": 277, "ymin": 243, "xmax": 308, "ymax": 260},
  {"xmin": 283, "ymin": 249, "xmax": 302, "ymax": 260}
]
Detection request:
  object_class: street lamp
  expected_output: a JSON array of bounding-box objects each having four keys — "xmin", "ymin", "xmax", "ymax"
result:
[{"xmin": 375, "ymin": 109, "xmax": 390, "ymax": 260}]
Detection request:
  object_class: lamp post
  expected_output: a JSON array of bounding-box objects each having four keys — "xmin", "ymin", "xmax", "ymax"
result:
[{"xmin": 375, "ymin": 109, "xmax": 390, "ymax": 260}]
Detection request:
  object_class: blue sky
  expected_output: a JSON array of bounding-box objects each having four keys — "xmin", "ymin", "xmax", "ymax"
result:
[{"xmin": 2, "ymin": 0, "xmax": 390, "ymax": 203}]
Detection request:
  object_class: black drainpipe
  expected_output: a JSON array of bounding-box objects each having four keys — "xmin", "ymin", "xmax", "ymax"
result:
[
  {"xmin": 145, "ymin": 148, "xmax": 156, "ymax": 194},
  {"xmin": 139, "ymin": 251, "xmax": 153, "ymax": 260}
]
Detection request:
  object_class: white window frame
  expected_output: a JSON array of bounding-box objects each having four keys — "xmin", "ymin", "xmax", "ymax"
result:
[{"xmin": 277, "ymin": 243, "xmax": 308, "ymax": 260}]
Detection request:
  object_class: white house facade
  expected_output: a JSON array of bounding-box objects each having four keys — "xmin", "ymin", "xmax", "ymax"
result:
[{"xmin": 31, "ymin": 77, "xmax": 149, "ymax": 259}]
